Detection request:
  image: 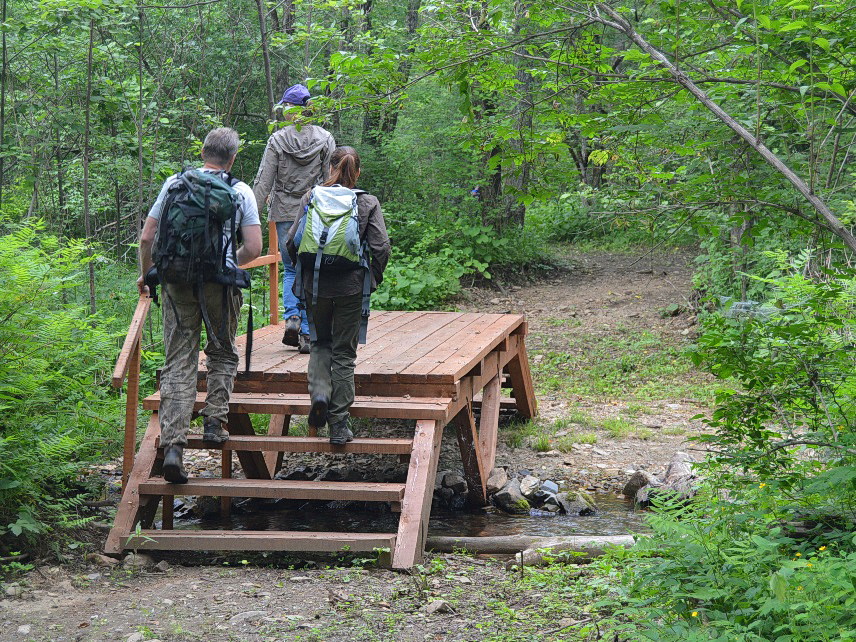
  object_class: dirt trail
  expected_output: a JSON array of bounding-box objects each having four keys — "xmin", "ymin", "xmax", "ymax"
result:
[{"xmin": 0, "ymin": 248, "xmax": 712, "ymax": 642}]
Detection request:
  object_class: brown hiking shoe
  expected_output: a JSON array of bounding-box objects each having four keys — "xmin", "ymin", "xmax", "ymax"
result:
[{"xmin": 282, "ymin": 315, "xmax": 301, "ymax": 347}]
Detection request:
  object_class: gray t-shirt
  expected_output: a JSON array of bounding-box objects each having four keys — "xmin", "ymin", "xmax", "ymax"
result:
[{"xmin": 147, "ymin": 169, "xmax": 260, "ymax": 270}]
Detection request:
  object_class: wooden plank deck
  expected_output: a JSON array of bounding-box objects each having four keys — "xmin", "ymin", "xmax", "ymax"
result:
[{"xmin": 109, "ymin": 310, "xmax": 536, "ymax": 567}]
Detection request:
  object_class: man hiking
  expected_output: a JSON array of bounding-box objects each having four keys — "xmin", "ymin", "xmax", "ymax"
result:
[
  {"xmin": 253, "ymin": 83, "xmax": 336, "ymax": 354},
  {"xmin": 137, "ymin": 127, "xmax": 262, "ymax": 484}
]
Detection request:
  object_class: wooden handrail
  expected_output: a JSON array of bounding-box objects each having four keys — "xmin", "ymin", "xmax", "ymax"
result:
[
  {"xmin": 241, "ymin": 251, "xmax": 281, "ymax": 270},
  {"xmin": 112, "ymin": 295, "xmax": 152, "ymax": 388}
]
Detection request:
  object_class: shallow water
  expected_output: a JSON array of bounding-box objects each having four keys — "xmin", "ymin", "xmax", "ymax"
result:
[{"xmin": 172, "ymin": 493, "xmax": 650, "ymax": 537}]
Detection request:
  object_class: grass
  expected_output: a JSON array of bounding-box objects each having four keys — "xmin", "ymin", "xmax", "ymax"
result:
[
  {"xmin": 556, "ymin": 433, "xmax": 597, "ymax": 451},
  {"xmin": 601, "ymin": 417, "xmax": 636, "ymax": 438},
  {"xmin": 530, "ymin": 325, "xmax": 720, "ymax": 403}
]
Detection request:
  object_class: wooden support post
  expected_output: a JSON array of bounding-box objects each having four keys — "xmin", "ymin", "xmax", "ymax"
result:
[
  {"xmin": 122, "ymin": 338, "xmax": 141, "ymax": 491},
  {"xmin": 392, "ymin": 419, "xmax": 442, "ymax": 569},
  {"xmin": 221, "ymin": 448, "xmax": 233, "ymax": 517},
  {"xmin": 162, "ymin": 495, "xmax": 174, "ymax": 530},
  {"xmin": 105, "ymin": 414, "xmax": 162, "ymax": 554},
  {"xmin": 505, "ymin": 337, "xmax": 537, "ymax": 418},
  {"xmin": 478, "ymin": 374, "xmax": 501, "ymax": 474},
  {"xmin": 265, "ymin": 414, "xmax": 290, "ymax": 476},
  {"xmin": 453, "ymin": 402, "xmax": 488, "ymax": 507},
  {"xmin": 225, "ymin": 413, "xmax": 271, "ymax": 480},
  {"xmin": 268, "ymin": 221, "xmax": 279, "ymax": 327}
]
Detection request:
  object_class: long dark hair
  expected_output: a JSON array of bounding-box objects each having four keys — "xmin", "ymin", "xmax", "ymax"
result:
[{"xmin": 324, "ymin": 146, "xmax": 360, "ymax": 189}]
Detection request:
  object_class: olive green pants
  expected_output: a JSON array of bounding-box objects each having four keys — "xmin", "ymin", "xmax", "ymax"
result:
[
  {"xmin": 159, "ymin": 282, "xmax": 242, "ymax": 448},
  {"xmin": 306, "ymin": 293, "xmax": 362, "ymax": 427}
]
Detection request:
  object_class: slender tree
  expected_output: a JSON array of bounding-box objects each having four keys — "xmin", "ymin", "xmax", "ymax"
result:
[{"xmin": 83, "ymin": 18, "xmax": 96, "ymax": 314}]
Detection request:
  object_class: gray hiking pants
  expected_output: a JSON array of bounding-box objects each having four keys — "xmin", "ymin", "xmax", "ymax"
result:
[
  {"xmin": 306, "ymin": 293, "xmax": 362, "ymax": 427},
  {"xmin": 159, "ymin": 282, "xmax": 242, "ymax": 448}
]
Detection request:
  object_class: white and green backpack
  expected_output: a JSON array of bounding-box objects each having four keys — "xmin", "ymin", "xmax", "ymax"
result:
[{"xmin": 294, "ymin": 185, "xmax": 372, "ymax": 343}]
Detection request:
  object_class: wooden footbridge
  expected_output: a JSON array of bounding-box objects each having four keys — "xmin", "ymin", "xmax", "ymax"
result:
[{"xmin": 106, "ymin": 229, "xmax": 536, "ymax": 569}]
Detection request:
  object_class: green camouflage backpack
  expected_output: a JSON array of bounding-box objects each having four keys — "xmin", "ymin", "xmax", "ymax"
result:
[
  {"xmin": 295, "ymin": 185, "xmax": 372, "ymax": 343},
  {"xmin": 153, "ymin": 167, "xmax": 240, "ymax": 286}
]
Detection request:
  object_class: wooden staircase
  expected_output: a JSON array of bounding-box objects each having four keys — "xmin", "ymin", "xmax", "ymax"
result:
[{"xmin": 106, "ymin": 296, "xmax": 536, "ymax": 568}]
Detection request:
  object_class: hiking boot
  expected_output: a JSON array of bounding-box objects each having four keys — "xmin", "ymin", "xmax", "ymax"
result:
[
  {"xmin": 308, "ymin": 394, "xmax": 329, "ymax": 428},
  {"xmin": 162, "ymin": 445, "xmax": 188, "ymax": 484},
  {"xmin": 298, "ymin": 334, "xmax": 311, "ymax": 354},
  {"xmin": 329, "ymin": 419, "xmax": 354, "ymax": 445},
  {"xmin": 202, "ymin": 417, "xmax": 229, "ymax": 444},
  {"xmin": 282, "ymin": 315, "xmax": 301, "ymax": 347}
]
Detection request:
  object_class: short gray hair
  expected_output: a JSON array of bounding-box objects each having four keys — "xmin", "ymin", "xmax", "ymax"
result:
[{"xmin": 201, "ymin": 127, "xmax": 239, "ymax": 164}]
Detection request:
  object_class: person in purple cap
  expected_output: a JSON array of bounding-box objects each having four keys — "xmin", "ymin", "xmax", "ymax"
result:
[{"xmin": 253, "ymin": 84, "xmax": 336, "ymax": 352}]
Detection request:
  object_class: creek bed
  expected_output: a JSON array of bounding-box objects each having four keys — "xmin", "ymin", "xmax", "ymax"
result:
[{"xmin": 168, "ymin": 493, "xmax": 649, "ymax": 538}]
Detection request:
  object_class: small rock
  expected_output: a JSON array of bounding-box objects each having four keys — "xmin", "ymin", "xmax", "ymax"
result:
[
  {"xmin": 623, "ymin": 470, "xmax": 660, "ymax": 499},
  {"xmin": 442, "ymin": 473, "xmax": 467, "ymax": 494},
  {"xmin": 592, "ymin": 448, "xmax": 608, "ymax": 456},
  {"xmin": 289, "ymin": 576, "xmax": 312, "ymax": 583},
  {"xmin": 519, "ymin": 475, "xmax": 540, "ymax": 500},
  {"xmin": 229, "ymin": 610, "xmax": 268, "ymax": 625},
  {"xmin": 86, "ymin": 573, "xmax": 101, "ymax": 581},
  {"xmin": 557, "ymin": 491, "xmax": 597, "ymax": 516},
  {"xmin": 122, "ymin": 553, "xmax": 156, "ymax": 570},
  {"xmin": 4, "ymin": 584, "xmax": 25, "ymax": 598},
  {"xmin": 126, "ymin": 633, "xmax": 145, "ymax": 642},
  {"xmin": 486, "ymin": 468, "xmax": 508, "ymax": 495},
  {"xmin": 423, "ymin": 600, "xmax": 454, "ymax": 615},
  {"xmin": 434, "ymin": 470, "xmax": 453, "ymax": 491},
  {"xmin": 86, "ymin": 553, "xmax": 120, "ymax": 567},
  {"xmin": 154, "ymin": 560, "xmax": 171, "ymax": 573},
  {"xmin": 434, "ymin": 486, "xmax": 454, "ymax": 507},
  {"xmin": 162, "ymin": 598, "xmax": 173, "ymax": 606},
  {"xmin": 17, "ymin": 625, "xmax": 31, "ymax": 635},
  {"xmin": 489, "ymin": 298, "xmax": 502, "ymax": 305},
  {"xmin": 492, "ymin": 478, "xmax": 530, "ymax": 515},
  {"xmin": 541, "ymin": 480, "xmax": 559, "ymax": 494}
]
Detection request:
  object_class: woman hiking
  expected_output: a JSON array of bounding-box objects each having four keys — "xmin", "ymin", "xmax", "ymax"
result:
[{"xmin": 286, "ymin": 146, "xmax": 390, "ymax": 444}]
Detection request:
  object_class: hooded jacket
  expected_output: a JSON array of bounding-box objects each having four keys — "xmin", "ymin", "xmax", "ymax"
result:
[{"xmin": 252, "ymin": 124, "xmax": 336, "ymax": 223}]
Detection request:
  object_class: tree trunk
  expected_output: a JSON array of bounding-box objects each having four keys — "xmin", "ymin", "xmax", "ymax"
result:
[
  {"xmin": 380, "ymin": 0, "xmax": 421, "ymax": 138},
  {"xmin": 136, "ymin": 3, "xmax": 145, "ymax": 268},
  {"xmin": 83, "ymin": 19, "xmax": 96, "ymax": 315},
  {"xmin": 0, "ymin": 0, "xmax": 7, "ymax": 206},
  {"xmin": 593, "ymin": 2, "xmax": 856, "ymax": 254},
  {"xmin": 255, "ymin": 0, "xmax": 275, "ymax": 115},
  {"xmin": 502, "ymin": 0, "xmax": 533, "ymax": 229}
]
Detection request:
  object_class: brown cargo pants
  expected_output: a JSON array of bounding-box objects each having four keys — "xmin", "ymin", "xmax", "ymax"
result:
[
  {"xmin": 158, "ymin": 282, "xmax": 242, "ymax": 448},
  {"xmin": 305, "ymin": 293, "xmax": 362, "ymax": 428}
]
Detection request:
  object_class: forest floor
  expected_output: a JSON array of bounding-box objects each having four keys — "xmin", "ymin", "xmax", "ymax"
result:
[{"xmin": 0, "ymin": 245, "xmax": 719, "ymax": 642}]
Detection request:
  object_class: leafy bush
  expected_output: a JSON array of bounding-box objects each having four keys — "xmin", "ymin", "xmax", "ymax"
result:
[
  {"xmin": 373, "ymin": 210, "xmax": 548, "ymax": 310},
  {"xmin": 594, "ymin": 252, "xmax": 856, "ymax": 641},
  {"xmin": 0, "ymin": 220, "xmax": 124, "ymax": 549}
]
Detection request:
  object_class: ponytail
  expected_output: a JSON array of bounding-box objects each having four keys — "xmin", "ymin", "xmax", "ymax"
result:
[{"xmin": 324, "ymin": 146, "xmax": 361, "ymax": 189}]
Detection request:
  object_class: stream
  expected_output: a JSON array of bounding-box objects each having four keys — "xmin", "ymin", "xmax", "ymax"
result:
[{"xmin": 169, "ymin": 493, "xmax": 650, "ymax": 538}]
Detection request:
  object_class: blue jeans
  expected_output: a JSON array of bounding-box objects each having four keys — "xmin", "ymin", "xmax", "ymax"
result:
[{"xmin": 276, "ymin": 221, "xmax": 309, "ymax": 335}]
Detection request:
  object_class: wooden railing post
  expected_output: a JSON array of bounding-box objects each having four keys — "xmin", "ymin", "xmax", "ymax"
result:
[
  {"xmin": 122, "ymin": 338, "xmax": 141, "ymax": 490},
  {"xmin": 268, "ymin": 221, "xmax": 279, "ymax": 326}
]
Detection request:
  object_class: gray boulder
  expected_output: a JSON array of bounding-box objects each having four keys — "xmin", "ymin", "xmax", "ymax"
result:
[
  {"xmin": 556, "ymin": 491, "xmax": 597, "ymax": 516},
  {"xmin": 493, "ymin": 478, "xmax": 531, "ymax": 514},
  {"xmin": 442, "ymin": 473, "xmax": 467, "ymax": 495},
  {"xmin": 486, "ymin": 468, "xmax": 508, "ymax": 495},
  {"xmin": 519, "ymin": 475, "xmax": 541, "ymax": 500}
]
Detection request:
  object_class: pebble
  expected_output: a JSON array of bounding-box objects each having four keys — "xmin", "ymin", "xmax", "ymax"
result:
[
  {"xmin": 154, "ymin": 560, "xmax": 171, "ymax": 573},
  {"xmin": 289, "ymin": 576, "xmax": 312, "ymax": 583},
  {"xmin": 229, "ymin": 610, "xmax": 268, "ymax": 625},
  {"xmin": 126, "ymin": 633, "xmax": 145, "ymax": 642},
  {"xmin": 4, "ymin": 585, "xmax": 24, "ymax": 598},
  {"xmin": 423, "ymin": 600, "xmax": 454, "ymax": 615},
  {"xmin": 17, "ymin": 625, "xmax": 31, "ymax": 635}
]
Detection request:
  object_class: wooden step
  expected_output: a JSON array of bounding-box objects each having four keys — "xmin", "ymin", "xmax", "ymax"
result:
[
  {"xmin": 143, "ymin": 391, "xmax": 452, "ymax": 420},
  {"xmin": 139, "ymin": 478, "xmax": 406, "ymax": 502},
  {"xmin": 126, "ymin": 529, "xmax": 396, "ymax": 552},
  {"xmin": 165, "ymin": 435, "xmax": 412, "ymax": 455}
]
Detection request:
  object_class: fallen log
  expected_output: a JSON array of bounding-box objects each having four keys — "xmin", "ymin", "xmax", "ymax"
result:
[{"xmin": 425, "ymin": 534, "xmax": 637, "ymax": 567}]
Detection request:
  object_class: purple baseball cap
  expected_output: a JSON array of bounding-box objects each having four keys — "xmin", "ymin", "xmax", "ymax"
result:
[{"xmin": 279, "ymin": 84, "xmax": 311, "ymax": 106}]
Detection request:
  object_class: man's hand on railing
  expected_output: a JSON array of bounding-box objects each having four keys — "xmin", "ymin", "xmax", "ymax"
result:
[{"xmin": 136, "ymin": 274, "xmax": 149, "ymax": 296}]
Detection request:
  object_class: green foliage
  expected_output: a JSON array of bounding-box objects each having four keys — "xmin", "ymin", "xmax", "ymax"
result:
[
  {"xmin": 373, "ymin": 213, "xmax": 548, "ymax": 310},
  {"xmin": 604, "ymin": 487, "xmax": 856, "ymax": 641},
  {"xmin": 0, "ymin": 219, "xmax": 124, "ymax": 547}
]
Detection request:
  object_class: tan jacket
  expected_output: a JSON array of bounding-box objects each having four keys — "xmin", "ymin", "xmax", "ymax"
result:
[{"xmin": 252, "ymin": 124, "xmax": 336, "ymax": 223}]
